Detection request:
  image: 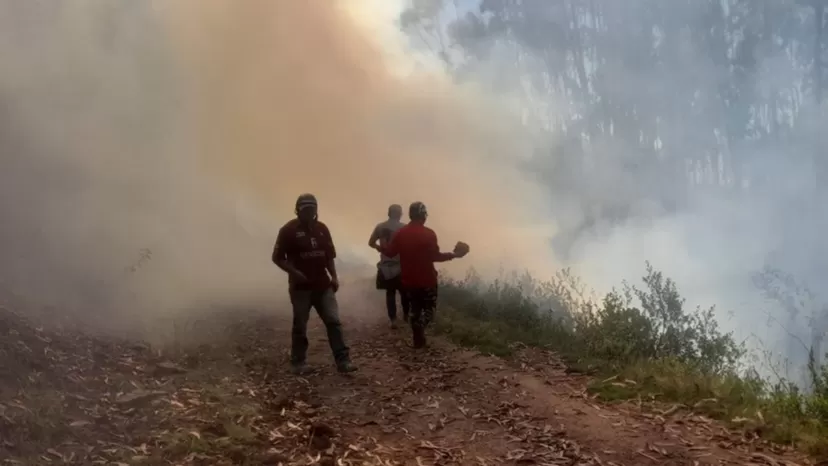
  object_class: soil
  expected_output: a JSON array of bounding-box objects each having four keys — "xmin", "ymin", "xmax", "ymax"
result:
[{"xmin": 0, "ymin": 303, "xmax": 813, "ymax": 465}]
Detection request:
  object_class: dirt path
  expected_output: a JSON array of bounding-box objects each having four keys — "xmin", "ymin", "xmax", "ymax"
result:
[
  {"xmin": 248, "ymin": 315, "xmax": 809, "ymax": 466},
  {"xmin": 0, "ymin": 305, "xmax": 813, "ymax": 465}
]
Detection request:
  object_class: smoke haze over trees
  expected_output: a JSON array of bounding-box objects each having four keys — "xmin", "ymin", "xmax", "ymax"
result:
[
  {"xmin": 0, "ymin": 0, "xmax": 555, "ymax": 342},
  {"xmin": 400, "ymin": 0, "xmax": 828, "ymax": 382},
  {"xmin": 2, "ymin": 0, "xmax": 828, "ymax": 385}
]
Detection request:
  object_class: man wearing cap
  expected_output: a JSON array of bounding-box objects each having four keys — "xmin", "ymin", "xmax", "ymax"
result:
[
  {"xmin": 368, "ymin": 204, "xmax": 409, "ymax": 328},
  {"xmin": 373, "ymin": 202, "xmax": 470, "ymax": 348},
  {"xmin": 272, "ymin": 193, "xmax": 356, "ymax": 374}
]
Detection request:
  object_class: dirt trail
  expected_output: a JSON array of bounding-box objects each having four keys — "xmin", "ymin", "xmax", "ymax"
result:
[
  {"xmin": 0, "ymin": 305, "xmax": 812, "ymax": 465},
  {"xmin": 271, "ymin": 317, "xmax": 808, "ymax": 466}
]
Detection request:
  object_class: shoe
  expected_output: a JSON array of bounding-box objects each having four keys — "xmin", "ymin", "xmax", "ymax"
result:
[
  {"xmin": 390, "ymin": 320, "xmax": 398, "ymax": 329},
  {"xmin": 336, "ymin": 361, "xmax": 358, "ymax": 373},
  {"xmin": 290, "ymin": 363, "xmax": 311, "ymax": 375}
]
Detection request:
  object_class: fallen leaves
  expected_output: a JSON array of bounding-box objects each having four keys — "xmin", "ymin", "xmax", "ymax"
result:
[
  {"xmin": 153, "ymin": 361, "xmax": 188, "ymax": 376},
  {"xmin": 115, "ymin": 389, "xmax": 167, "ymax": 406},
  {"xmin": 0, "ymin": 306, "xmax": 816, "ymax": 466}
]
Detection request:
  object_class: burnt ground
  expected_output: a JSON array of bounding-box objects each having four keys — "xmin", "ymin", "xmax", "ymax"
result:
[{"xmin": 0, "ymin": 302, "xmax": 814, "ymax": 466}]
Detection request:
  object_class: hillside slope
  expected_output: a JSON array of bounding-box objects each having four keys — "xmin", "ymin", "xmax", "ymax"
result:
[{"xmin": 0, "ymin": 305, "xmax": 810, "ymax": 466}]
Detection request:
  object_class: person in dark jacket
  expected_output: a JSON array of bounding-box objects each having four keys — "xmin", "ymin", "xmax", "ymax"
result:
[
  {"xmin": 272, "ymin": 193, "xmax": 356, "ymax": 374},
  {"xmin": 374, "ymin": 201, "xmax": 469, "ymax": 348}
]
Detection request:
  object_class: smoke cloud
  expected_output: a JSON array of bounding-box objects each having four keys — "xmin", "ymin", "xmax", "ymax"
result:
[
  {"xmin": 0, "ymin": 0, "xmax": 554, "ymax": 340},
  {"xmin": 2, "ymin": 0, "xmax": 821, "ymax": 384},
  {"xmin": 162, "ymin": 0, "xmax": 554, "ymax": 274},
  {"xmin": 430, "ymin": 0, "xmax": 828, "ymax": 379}
]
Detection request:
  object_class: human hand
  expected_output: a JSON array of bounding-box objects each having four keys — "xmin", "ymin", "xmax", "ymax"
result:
[
  {"xmin": 453, "ymin": 241, "xmax": 470, "ymax": 258},
  {"xmin": 290, "ymin": 270, "xmax": 308, "ymax": 283},
  {"xmin": 330, "ymin": 277, "xmax": 340, "ymax": 293}
]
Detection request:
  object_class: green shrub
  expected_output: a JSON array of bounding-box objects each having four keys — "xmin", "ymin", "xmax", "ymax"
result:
[
  {"xmin": 439, "ymin": 262, "xmax": 742, "ymax": 372},
  {"xmin": 434, "ymin": 262, "xmax": 828, "ymax": 456},
  {"xmin": 573, "ymin": 263, "xmax": 744, "ymax": 372}
]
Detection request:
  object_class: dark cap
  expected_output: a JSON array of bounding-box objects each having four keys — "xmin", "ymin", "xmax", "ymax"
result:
[{"xmin": 295, "ymin": 193, "xmax": 318, "ymax": 211}]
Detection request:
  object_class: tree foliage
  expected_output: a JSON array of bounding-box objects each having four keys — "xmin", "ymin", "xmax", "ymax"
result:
[{"xmin": 399, "ymin": 0, "xmax": 828, "ymax": 380}]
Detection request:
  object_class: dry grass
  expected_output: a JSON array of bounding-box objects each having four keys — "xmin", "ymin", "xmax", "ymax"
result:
[{"xmin": 435, "ymin": 267, "xmax": 828, "ymax": 459}]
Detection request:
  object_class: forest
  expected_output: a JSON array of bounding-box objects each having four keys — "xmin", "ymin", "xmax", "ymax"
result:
[{"xmin": 400, "ymin": 0, "xmax": 828, "ymax": 384}]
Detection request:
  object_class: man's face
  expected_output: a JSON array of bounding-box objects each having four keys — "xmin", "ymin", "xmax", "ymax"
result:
[{"xmin": 297, "ymin": 205, "xmax": 317, "ymax": 223}]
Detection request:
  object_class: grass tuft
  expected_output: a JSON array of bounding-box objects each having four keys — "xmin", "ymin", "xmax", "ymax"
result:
[{"xmin": 435, "ymin": 263, "xmax": 828, "ymax": 457}]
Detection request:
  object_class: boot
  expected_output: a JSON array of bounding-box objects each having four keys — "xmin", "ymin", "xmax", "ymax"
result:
[
  {"xmin": 337, "ymin": 360, "xmax": 358, "ymax": 373},
  {"xmin": 290, "ymin": 362, "xmax": 311, "ymax": 375}
]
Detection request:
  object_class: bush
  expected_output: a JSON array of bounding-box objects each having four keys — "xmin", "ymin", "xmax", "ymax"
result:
[
  {"xmin": 575, "ymin": 263, "xmax": 744, "ymax": 372},
  {"xmin": 438, "ymin": 268, "xmax": 579, "ymax": 357},
  {"xmin": 434, "ymin": 262, "xmax": 828, "ymax": 456},
  {"xmin": 440, "ymin": 262, "xmax": 742, "ymax": 371}
]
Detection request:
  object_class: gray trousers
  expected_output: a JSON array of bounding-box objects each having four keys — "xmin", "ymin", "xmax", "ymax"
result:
[{"xmin": 289, "ymin": 288, "xmax": 350, "ymax": 365}]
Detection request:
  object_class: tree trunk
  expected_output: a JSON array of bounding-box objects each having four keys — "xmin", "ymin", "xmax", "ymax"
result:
[{"xmin": 815, "ymin": 2, "xmax": 824, "ymax": 105}]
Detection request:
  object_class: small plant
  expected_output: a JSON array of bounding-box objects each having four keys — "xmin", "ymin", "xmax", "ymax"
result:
[
  {"xmin": 124, "ymin": 248, "xmax": 153, "ymax": 274},
  {"xmin": 753, "ymin": 265, "xmax": 828, "ymax": 390},
  {"xmin": 435, "ymin": 262, "xmax": 828, "ymax": 455}
]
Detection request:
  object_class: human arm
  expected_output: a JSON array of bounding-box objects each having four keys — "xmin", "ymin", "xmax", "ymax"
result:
[
  {"xmin": 327, "ymin": 257, "xmax": 339, "ymax": 291},
  {"xmin": 322, "ymin": 224, "xmax": 340, "ymax": 291},
  {"xmin": 428, "ymin": 231, "xmax": 456, "ymax": 263},
  {"xmin": 432, "ymin": 249, "xmax": 456, "ymax": 263},
  {"xmin": 368, "ymin": 225, "xmax": 381, "ymax": 250},
  {"xmin": 376, "ymin": 230, "xmax": 399, "ymax": 258},
  {"xmin": 429, "ymin": 231, "xmax": 469, "ymax": 263},
  {"xmin": 272, "ymin": 227, "xmax": 307, "ymax": 281},
  {"xmin": 434, "ymin": 252, "xmax": 456, "ymax": 262}
]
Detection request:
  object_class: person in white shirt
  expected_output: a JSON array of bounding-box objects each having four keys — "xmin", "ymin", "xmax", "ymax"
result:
[{"xmin": 368, "ymin": 204, "xmax": 409, "ymax": 328}]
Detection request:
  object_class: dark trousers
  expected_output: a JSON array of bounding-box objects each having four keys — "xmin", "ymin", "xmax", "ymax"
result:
[
  {"xmin": 289, "ymin": 288, "xmax": 350, "ymax": 365},
  {"xmin": 386, "ymin": 287, "xmax": 410, "ymax": 321},
  {"xmin": 377, "ymin": 272, "xmax": 410, "ymax": 321},
  {"xmin": 406, "ymin": 287, "xmax": 438, "ymax": 348}
]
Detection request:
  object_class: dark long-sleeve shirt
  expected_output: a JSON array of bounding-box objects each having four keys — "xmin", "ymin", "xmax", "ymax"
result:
[{"xmin": 272, "ymin": 219, "xmax": 336, "ymax": 290}]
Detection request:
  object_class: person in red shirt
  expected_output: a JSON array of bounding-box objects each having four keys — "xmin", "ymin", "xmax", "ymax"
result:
[
  {"xmin": 374, "ymin": 201, "xmax": 470, "ymax": 348},
  {"xmin": 272, "ymin": 193, "xmax": 356, "ymax": 374}
]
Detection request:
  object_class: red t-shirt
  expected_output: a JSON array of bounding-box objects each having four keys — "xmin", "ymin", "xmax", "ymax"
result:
[
  {"xmin": 272, "ymin": 219, "xmax": 336, "ymax": 290},
  {"xmin": 380, "ymin": 222, "xmax": 454, "ymax": 289}
]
